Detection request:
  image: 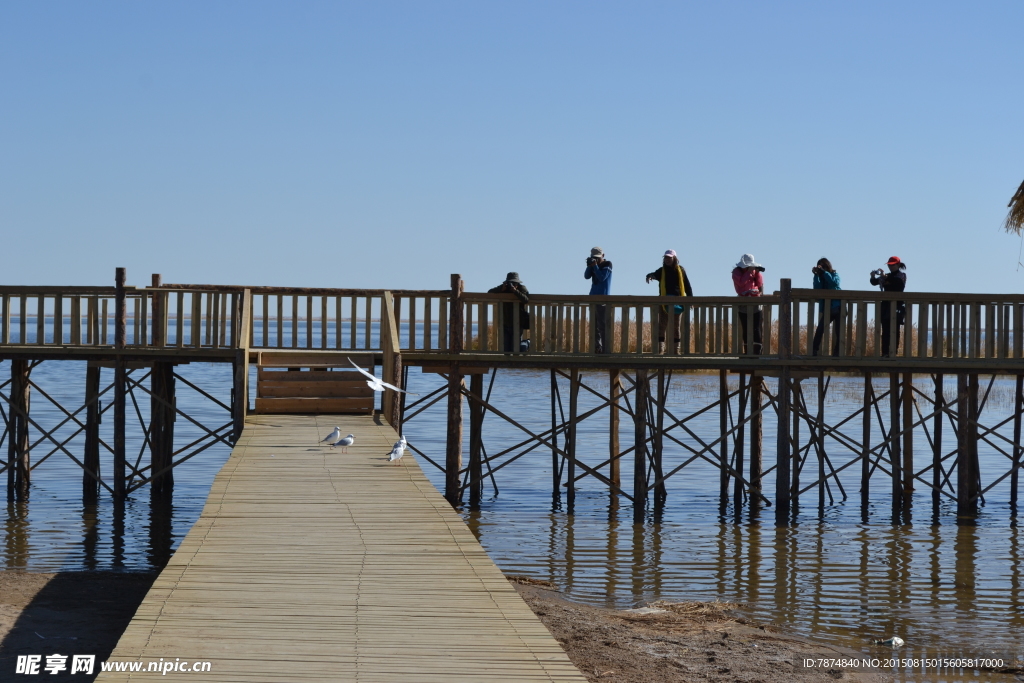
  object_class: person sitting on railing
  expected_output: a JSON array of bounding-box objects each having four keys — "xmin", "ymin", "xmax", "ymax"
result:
[
  {"xmin": 488, "ymin": 272, "xmax": 531, "ymax": 353},
  {"xmin": 646, "ymin": 250, "xmax": 694, "ymax": 352},
  {"xmin": 731, "ymin": 254, "xmax": 765, "ymax": 354},
  {"xmin": 584, "ymin": 247, "xmax": 613, "ymax": 353},
  {"xmin": 812, "ymin": 258, "xmax": 841, "ymax": 356},
  {"xmin": 870, "ymin": 256, "xmax": 907, "ymax": 356}
]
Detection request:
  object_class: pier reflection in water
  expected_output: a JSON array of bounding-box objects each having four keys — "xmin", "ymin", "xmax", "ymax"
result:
[{"xmin": 3, "ymin": 364, "xmax": 1024, "ymax": 674}]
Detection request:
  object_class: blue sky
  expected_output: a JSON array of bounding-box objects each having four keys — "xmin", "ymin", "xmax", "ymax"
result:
[{"xmin": 1, "ymin": 1, "xmax": 1022, "ymax": 295}]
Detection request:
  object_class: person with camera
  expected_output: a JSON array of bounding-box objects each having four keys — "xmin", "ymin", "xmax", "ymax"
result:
[
  {"xmin": 731, "ymin": 253, "xmax": 765, "ymax": 354},
  {"xmin": 584, "ymin": 247, "xmax": 613, "ymax": 353},
  {"xmin": 811, "ymin": 258, "xmax": 841, "ymax": 356},
  {"xmin": 488, "ymin": 272, "xmax": 531, "ymax": 353},
  {"xmin": 870, "ymin": 256, "xmax": 907, "ymax": 356},
  {"xmin": 646, "ymin": 249, "xmax": 694, "ymax": 353}
]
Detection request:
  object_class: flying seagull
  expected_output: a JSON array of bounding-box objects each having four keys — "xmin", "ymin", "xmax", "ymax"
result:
[
  {"xmin": 387, "ymin": 435, "xmax": 407, "ymax": 466},
  {"xmin": 320, "ymin": 427, "xmax": 342, "ymax": 445},
  {"xmin": 330, "ymin": 434, "xmax": 355, "ymax": 453},
  {"xmin": 348, "ymin": 359, "xmax": 418, "ymax": 395}
]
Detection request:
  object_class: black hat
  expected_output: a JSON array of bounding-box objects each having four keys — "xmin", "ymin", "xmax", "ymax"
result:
[{"xmin": 505, "ymin": 272, "xmax": 521, "ymax": 283}]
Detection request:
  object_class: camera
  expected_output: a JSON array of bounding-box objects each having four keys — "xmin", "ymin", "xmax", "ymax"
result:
[{"xmin": 586, "ymin": 257, "xmax": 596, "ymax": 266}]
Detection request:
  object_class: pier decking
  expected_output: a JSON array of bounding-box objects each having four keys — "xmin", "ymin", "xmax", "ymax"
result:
[{"xmin": 95, "ymin": 413, "xmax": 585, "ymax": 682}]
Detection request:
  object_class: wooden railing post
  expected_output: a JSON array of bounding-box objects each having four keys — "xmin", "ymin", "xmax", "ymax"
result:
[
  {"xmin": 151, "ymin": 275, "xmax": 164, "ymax": 347},
  {"xmin": 232, "ymin": 289, "xmax": 251, "ymax": 442},
  {"xmin": 381, "ymin": 292, "xmax": 403, "ymax": 428},
  {"xmin": 113, "ymin": 267, "xmax": 127, "ymax": 499},
  {"xmin": 445, "ymin": 274, "xmax": 465, "ymax": 506},
  {"xmin": 775, "ymin": 279, "xmax": 792, "ymax": 524}
]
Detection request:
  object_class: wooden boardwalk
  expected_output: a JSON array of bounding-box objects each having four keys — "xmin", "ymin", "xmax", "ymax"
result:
[{"xmin": 97, "ymin": 414, "xmax": 585, "ymax": 682}]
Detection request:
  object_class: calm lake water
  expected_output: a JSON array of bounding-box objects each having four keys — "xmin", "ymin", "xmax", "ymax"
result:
[{"xmin": 2, "ymin": 355, "xmax": 1023, "ymax": 682}]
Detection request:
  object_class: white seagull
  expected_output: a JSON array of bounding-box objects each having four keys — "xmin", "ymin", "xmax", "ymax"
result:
[
  {"xmin": 348, "ymin": 359, "xmax": 418, "ymax": 395},
  {"xmin": 320, "ymin": 427, "xmax": 342, "ymax": 445},
  {"xmin": 330, "ymin": 434, "xmax": 355, "ymax": 453},
  {"xmin": 387, "ymin": 436, "xmax": 407, "ymax": 466}
]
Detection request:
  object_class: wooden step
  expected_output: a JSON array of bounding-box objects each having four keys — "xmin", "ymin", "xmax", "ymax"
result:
[{"xmin": 253, "ymin": 397, "xmax": 375, "ymax": 414}]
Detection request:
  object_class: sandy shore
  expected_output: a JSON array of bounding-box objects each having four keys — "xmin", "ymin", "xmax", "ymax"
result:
[
  {"xmin": 0, "ymin": 571, "xmax": 157, "ymax": 682},
  {"xmin": 508, "ymin": 576, "xmax": 887, "ymax": 683}
]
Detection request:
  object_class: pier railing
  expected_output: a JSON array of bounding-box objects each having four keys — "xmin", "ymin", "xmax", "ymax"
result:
[
  {"xmin": 788, "ymin": 289, "xmax": 1024, "ymax": 362},
  {"xmin": 0, "ymin": 286, "xmax": 244, "ymax": 350},
  {"xmin": 459, "ymin": 293, "xmax": 779, "ymax": 356},
  {"xmin": 5, "ymin": 280, "xmax": 1024, "ymax": 365}
]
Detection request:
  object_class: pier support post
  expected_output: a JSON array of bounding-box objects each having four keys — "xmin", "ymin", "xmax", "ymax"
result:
[
  {"xmin": 444, "ymin": 274, "xmax": 464, "ymax": 507},
  {"xmin": 775, "ymin": 278, "xmax": 792, "ymax": 525},
  {"xmin": 817, "ymin": 372, "xmax": 826, "ymax": 512},
  {"xmin": 735, "ymin": 373, "xmax": 747, "ymax": 509},
  {"xmin": 653, "ymin": 370, "xmax": 666, "ymax": 506},
  {"xmin": 955, "ymin": 374, "xmax": 973, "ymax": 518},
  {"xmin": 9, "ymin": 359, "xmax": 31, "ymax": 498},
  {"xmin": 861, "ymin": 373, "xmax": 871, "ymax": 514},
  {"xmin": 550, "ymin": 369, "xmax": 560, "ymax": 497},
  {"xmin": 468, "ymin": 372, "xmax": 484, "ymax": 507},
  {"xmin": 609, "ymin": 369, "xmax": 621, "ymax": 489},
  {"xmin": 113, "ymin": 267, "xmax": 127, "ymax": 499},
  {"xmin": 567, "ymin": 369, "xmax": 579, "ymax": 511},
  {"xmin": 150, "ymin": 362, "xmax": 175, "ymax": 495},
  {"xmin": 84, "ymin": 364, "xmax": 101, "ymax": 499},
  {"xmin": 750, "ymin": 375, "xmax": 762, "ymax": 498},
  {"xmin": 1013, "ymin": 374, "xmax": 1023, "ymax": 511},
  {"xmin": 903, "ymin": 371, "xmax": 914, "ymax": 509},
  {"xmin": 791, "ymin": 379, "xmax": 801, "ymax": 511},
  {"xmin": 933, "ymin": 374, "xmax": 944, "ymax": 514},
  {"xmin": 719, "ymin": 369, "xmax": 729, "ymax": 505},
  {"xmin": 889, "ymin": 372, "xmax": 902, "ymax": 521},
  {"xmin": 957, "ymin": 373, "xmax": 981, "ymax": 518},
  {"xmin": 633, "ymin": 369, "xmax": 648, "ymax": 523}
]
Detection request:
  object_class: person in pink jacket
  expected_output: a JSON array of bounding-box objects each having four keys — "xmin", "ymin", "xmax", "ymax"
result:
[{"xmin": 732, "ymin": 254, "xmax": 765, "ymax": 354}]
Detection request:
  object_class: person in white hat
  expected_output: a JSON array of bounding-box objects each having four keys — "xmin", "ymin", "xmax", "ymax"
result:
[{"xmin": 731, "ymin": 254, "xmax": 765, "ymax": 354}]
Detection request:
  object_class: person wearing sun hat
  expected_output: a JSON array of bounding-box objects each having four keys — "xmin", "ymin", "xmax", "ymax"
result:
[
  {"xmin": 870, "ymin": 256, "xmax": 907, "ymax": 356},
  {"xmin": 731, "ymin": 253, "xmax": 765, "ymax": 354},
  {"xmin": 488, "ymin": 272, "xmax": 531, "ymax": 353},
  {"xmin": 646, "ymin": 249, "xmax": 694, "ymax": 352}
]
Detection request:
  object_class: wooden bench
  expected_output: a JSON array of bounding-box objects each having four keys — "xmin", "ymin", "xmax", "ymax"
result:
[{"xmin": 254, "ymin": 352, "xmax": 376, "ymax": 414}]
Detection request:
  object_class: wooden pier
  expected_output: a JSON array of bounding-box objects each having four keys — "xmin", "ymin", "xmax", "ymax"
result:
[
  {"xmin": 96, "ymin": 413, "xmax": 586, "ymax": 682},
  {"xmin": 2, "ymin": 269, "xmax": 1024, "ymax": 527}
]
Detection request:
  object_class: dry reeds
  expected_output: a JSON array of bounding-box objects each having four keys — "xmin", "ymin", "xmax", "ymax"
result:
[{"xmin": 1004, "ymin": 178, "xmax": 1024, "ymax": 235}]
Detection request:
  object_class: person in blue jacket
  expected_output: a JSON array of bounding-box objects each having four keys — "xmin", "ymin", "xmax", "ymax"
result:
[
  {"xmin": 584, "ymin": 247, "xmax": 613, "ymax": 353},
  {"xmin": 812, "ymin": 258, "xmax": 841, "ymax": 356}
]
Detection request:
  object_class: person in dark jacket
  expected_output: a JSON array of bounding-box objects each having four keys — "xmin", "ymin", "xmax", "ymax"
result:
[
  {"xmin": 812, "ymin": 258, "xmax": 841, "ymax": 356},
  {"xmin": 488, "ymin": 272, "xmax": 530, "ymax": 352},
  {"xmin": 584, "ymin": 246, "xmax": 612, "ymax": 353},
  {"xmin": 870, "ymin": 256, "xmax": 907, "ymax": 356},
  {"xmin": 646, "ymin": 249, "xmax": 694, "ymax": 352}
]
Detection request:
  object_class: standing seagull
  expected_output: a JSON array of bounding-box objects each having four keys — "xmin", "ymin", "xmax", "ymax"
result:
[
  {"xmin": 330, "ymin": 434, "xmax": 355, "ymax": 453},
  {"xmin": 347, "ymin": 359, "xmax": 418, "ymax": 395},
  {"xmin": 320, "ymin": 427, "xmax": 342, "ymax": 445},
  {"xmin": 387, "ymin": 435, "xmax": 407, "ymax": 466}
]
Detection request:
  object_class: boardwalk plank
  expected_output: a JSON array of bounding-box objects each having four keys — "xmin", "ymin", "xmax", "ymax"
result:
[{"xmin": 96, "ymin": 414, "xmax": 585, "ymax": 682}]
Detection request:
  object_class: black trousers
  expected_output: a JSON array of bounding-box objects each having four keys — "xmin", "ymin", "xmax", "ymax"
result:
[
  {"xmin": 813, "ymin": 307, "xmax": 840, "ymax": 356},
  {"xmin": 502, "ymin": 326, "xmax": 530, "ymax": 352},
  {"xmin": 879, "ymin": 302, "xmax": 905, "ymax": 356},
  {"xmin": 737, "ymin": 307, "xmax": 763, "ymax": 355},
  {"xmin": 594, "ymin": 304, "xmax": 607, "ymax": 354}
]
